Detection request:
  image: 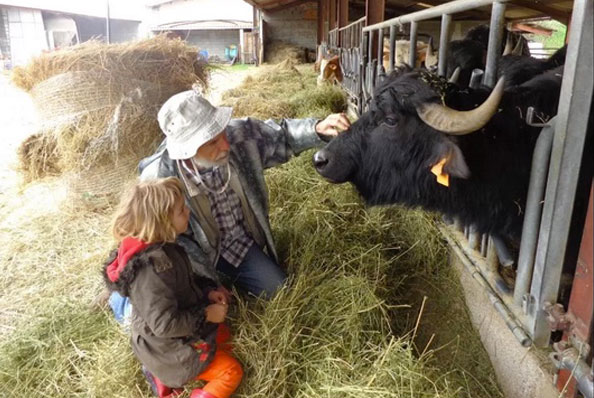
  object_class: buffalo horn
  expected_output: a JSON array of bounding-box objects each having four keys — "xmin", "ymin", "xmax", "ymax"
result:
[
  {"xmin": 503, "ymin": 33, "xmax": 514, "ymax": 56},
  {"xmin": 425, "ymin": 38, "xmax": 438, "ymax": 67},
  {"xmin": 511, "ymin": 36, "xmax": 524, "ymax": 55},
  {"xmin": 416, "ymin": 77, "xmax": 505, "ymax": 135},
  {"xmin": 448, "ymin": 66, "xmax": 461, "ymax": 83}
]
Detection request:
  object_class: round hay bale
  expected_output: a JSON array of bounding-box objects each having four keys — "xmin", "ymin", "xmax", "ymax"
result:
[
  {"xmin": 65, "ymin": 156, "xmax": 139, "ymax": 197},
  {"xmin": 17, "ymin": 133, "xmax": 60, "ymax": 182},
  {"xmin": 13, "ymin": 35, "xmax": 206, "ymax": 182}
]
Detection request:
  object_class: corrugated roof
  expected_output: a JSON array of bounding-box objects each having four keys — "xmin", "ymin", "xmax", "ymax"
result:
[{"xmin": 152, "ymin": 19, "xmax": 253, "ymax": 30}]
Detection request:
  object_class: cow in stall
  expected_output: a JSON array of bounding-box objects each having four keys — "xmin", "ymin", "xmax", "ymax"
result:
[
  {"xmin": 316, "ymin": 55, "xmax": 344, "ymax": 86},
  {"xmin": 382, "ymin": 39, "xmax": 439, "ymax": 71},
  {"xmin": 498, "ymin": 45, "xmax": 566, "ymax": 87},
  {"xmin": 313, "ymin": 66, "xmax": 563, "ymax": 241},
  {"xmin": 446, "ymin": 24, "xmax": 529, "ymax": 87}
]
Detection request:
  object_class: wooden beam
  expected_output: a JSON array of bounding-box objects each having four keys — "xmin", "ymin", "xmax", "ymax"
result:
[
  {"xmin": 512, "ymin": 22, "xmax": 554, "ymax": 35},
  {"xmin": 329, "ymin": 0, "xmax": 337, "ymax": 30},
  {"xmin": 365, "ymin": 0, "xmax": 384, "ymax": 26},
  {"xmin": 339, "ymin": 0, "xmax": 349, "ymax": 27},
  {"xmin": 265, "ymin": 0, "xmax": 313, "ymax": 12},
  {"xmin": 365, "ymin": 0, "xmax": 384, "ymax": 59},
  {"xmin": 510, "ymin": 0, "xmax": 570, "ymax": 23},
  {"xmin": 317, "ymin": 0, "xmax": 324, "ymax": 43}
]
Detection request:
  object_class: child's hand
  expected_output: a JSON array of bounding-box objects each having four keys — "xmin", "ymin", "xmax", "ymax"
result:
[
  {"xmin": 205, "ymin": 303, "xmax": 228, "ymax": 323},
  {"xmin": 208, "ymin": 290, "xmax": 228, "ymax": 305}
]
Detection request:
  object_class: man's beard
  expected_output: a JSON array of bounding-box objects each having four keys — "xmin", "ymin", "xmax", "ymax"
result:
[{"xmin": 193, "ymin": 152, "xmax": 229, "ymax": 169}]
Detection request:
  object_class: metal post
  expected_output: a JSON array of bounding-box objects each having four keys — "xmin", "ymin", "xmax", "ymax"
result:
[
  {"xmin": 514, "ymin": 121, "xmax": 554, "ymax": 306},
  {"xmin": 106, "ymin": 0, "xmax": 111, "ymax": 44},
  {"xmin": 483, "ymin": 1, "xmax": 506, "ymax": 87},
  {"xmin": 389, "ymin": 25, "xmax": 396, "ymax": 72},
  {"xmin": 377, "ymin": 28, "xmax": 384, "ymax": 77},
  {"xmin": 469, "ymin": 68, "xmax": 484, "ymax": 88},
  {"xmin": 437, "ymin": 14, "xmax": 451, "ymax": 76},
  {"xmin": 409, "ymin": 21, "xmax": 418, "ymax": 67},
  {"xmin": 528, "ymin": 0, "xmax": 593, "ymax": 346}
]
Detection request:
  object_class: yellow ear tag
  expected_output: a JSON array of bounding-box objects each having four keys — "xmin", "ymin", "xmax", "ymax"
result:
[{"xmin": 430, "ymin": 157, "xmax": 450, "ymax": 187}]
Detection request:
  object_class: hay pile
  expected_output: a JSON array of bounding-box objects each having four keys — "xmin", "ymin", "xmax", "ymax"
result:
[
  {"xmin": 221, "ymin": 62, "xmax": 346, "ymax": 120},
  {"xmin": 0, "ymin": 61, "xmax": 502, "ymax": 397},
  {"xmin": 265, "ymin": 41, "xmax": 308, "ymax": 64},
  {"xmin": 12, "ymin": 36, "xmax": 209, "ymax": 187}
]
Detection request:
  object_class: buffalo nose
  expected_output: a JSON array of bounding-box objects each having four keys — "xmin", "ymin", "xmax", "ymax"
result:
[{"xmin": 313, "ymin": 150, "xmax": 329, "ymax": 170}]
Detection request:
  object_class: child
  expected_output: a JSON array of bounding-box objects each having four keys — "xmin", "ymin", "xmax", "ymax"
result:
[{"xmin": 103, "ymin": 177, "xmax": 242, "ymax": 398}]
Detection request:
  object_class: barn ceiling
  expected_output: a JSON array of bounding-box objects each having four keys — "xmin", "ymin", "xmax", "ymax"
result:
[{"xmin": 244, "ymin": 0, "xmax": 573, "ymax": 23}]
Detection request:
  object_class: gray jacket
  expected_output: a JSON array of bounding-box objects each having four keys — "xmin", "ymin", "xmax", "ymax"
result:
[{"xmin": 140, "ymin": 117, "xmax": 322, "ymax": 279}]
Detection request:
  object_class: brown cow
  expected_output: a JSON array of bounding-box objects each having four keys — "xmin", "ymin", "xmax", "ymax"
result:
[
  {"xmin": 317, "ymin": 55, "xmax": 343, "ymax": 86},
  {"xmin": 382, "ymin": 39, "xmax": 438, "ymax": 71}
]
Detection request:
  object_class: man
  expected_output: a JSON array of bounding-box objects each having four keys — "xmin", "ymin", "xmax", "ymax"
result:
[{"xmin": 108, "ymin": 89, "xmax": 349, "ymax": 320}]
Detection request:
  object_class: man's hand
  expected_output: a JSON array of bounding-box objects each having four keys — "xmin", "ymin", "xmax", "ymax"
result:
[
  {"xmin": 315, "ymin": 113, "xmax": 351, "ymax": 138},
  {"xmin": 210, "ymin": 286, "xmax": 232, "ymax": 304},
  {"xmin": 205, "ymin": 303, "xmax": 228, "ymax": 323}
]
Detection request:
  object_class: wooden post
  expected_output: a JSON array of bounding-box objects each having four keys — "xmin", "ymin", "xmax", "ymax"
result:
[
  {"xmin": 365, "ymin": 0, "xmax": 384, "ymax": 59},
  {"xmin": 317, "ymin": 0, "xmax": 327, "ymax": 44},
  {"xmin": 329, "ymin": 0, "xmax": 337, "ymax": 30}
]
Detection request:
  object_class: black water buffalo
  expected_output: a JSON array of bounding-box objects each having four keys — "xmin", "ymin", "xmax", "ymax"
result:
[
  {"xmin": 446, "ymin": 25, "xmax": 529, "ymax": 86},
  {"xmin": 313, "ymin": 67, "xmax": 563, "ymax": 239},
  {"xmin": 498, "ymin": 45, "xmax": 566, "ymax": 87}
]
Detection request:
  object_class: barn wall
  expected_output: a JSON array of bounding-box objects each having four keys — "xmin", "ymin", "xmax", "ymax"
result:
[
  {"xmin": 4, "ymin": 6, "xmax": 47, "ymax": 67},
  {"xmin": 263, "ymin": 1, "xmax": 318, "ymax": 49},
  {"xmin": 186, "ymin": 29, "xmax": 240, "ymax": 60},
  {"xmin": 73, "ymin": 15, "xmax": 140, "ymax": 43}
]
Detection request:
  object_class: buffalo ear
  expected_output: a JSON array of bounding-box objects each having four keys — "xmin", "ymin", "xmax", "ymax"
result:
[{"xmin": 431, "ymin": 141, "xmax": 470, "ymax": 179}]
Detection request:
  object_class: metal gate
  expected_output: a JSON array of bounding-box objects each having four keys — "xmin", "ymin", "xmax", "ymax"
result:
[{"xmin": 327, "ymin": 0, "xmax": 593, "ymax": 396}]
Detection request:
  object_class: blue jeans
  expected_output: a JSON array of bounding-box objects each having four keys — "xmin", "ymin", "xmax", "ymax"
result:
[{"xmin": 217, "ymin": 244, "xmax": 287, "ymax": 298}]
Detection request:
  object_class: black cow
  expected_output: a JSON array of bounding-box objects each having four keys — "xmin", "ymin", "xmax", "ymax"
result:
[
  {"xmin": 498, "ymin": 45, "xmax": 566, "ymax": 87},
  {"xmin": 446, "ymin": 25, "xmax": 529, "ymax": 87},
  {"xmin": 313, "ymin": 67, "xmax": 563, "ymax": 239}
]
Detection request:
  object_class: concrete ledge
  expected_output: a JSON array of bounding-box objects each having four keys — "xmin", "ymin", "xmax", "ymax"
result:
[{"xmin": 450, "ymin": 251, "xmax": 560, "ymax": 398}]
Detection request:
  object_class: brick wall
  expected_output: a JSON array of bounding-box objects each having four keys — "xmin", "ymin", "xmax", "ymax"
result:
[{"xmin": 263, "ymin": 2, "xmax": 317, "ymax": 50}]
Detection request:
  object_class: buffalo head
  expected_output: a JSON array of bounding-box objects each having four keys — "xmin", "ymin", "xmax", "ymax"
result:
[{"xmin": 313, "ymin": 69, "xmax": 504, "ymax": 208}]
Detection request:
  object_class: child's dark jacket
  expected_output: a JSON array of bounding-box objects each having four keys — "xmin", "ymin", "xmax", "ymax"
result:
[{"xmin": 103, "ymin": 241, "xmax": 218, "ymax": 388}]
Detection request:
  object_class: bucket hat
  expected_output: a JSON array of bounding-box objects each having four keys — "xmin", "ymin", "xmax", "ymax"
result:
[{"xmin": 158, "ymin": 90, "xmax": 233, "ymax": 160}]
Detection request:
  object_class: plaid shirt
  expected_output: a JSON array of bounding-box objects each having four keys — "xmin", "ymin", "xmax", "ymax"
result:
[{"xmin": 181, "ymin": 160, "xmax": 253, "ymax": 267}]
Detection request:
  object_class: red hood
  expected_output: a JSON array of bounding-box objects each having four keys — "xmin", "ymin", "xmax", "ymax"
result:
[{"xmin": 106, "ymin": 237, "xmax": 151, "ymax": 282}]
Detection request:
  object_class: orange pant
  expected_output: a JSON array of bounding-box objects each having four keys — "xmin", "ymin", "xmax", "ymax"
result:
[{"xmin": 194, "ymin": 324, "xmax": 242, "ymax": 398}]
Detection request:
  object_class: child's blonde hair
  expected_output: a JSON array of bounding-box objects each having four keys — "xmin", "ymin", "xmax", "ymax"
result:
[{"xmin": 112, "ymin": 177, "xmax": 185, "ymax": 243}]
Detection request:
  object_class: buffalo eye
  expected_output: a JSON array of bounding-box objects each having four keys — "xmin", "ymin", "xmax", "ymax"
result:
[{"xmin": 383, "ymin": 116, "xmax": 398, "ymax": 127}]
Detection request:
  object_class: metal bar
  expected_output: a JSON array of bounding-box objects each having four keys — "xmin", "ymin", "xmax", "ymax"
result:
[
  {"xmin": 483, "ymin": 1, "xmax": 506, "ymax": 87},
  {"xmin": 338, "ymin": 16, "xmax": 366, "ymax": 32},
  {"xmin": 492, "ymin": 234, "xmax": 514, "ymax": 268},
  {"xmin": 377, "ymin": 27, "xmax": 384, "ymax": 77},
  {"xmin": 528, "ymin": 0, "xmax": 594, "ymax": 346},
  {"xmin": 438, "ymin": 14, "xmax": 451, "ymax": 76},
  {"xmin": 551, "ymin": 347, "xmax": 594, "ymax": 398},
  {"xmin": 467, "ymin": 225, "xmax": 480, "ymax": 251},
  {"xmin": 389, "ymin": 25, "xmax": 396, "ymax": 72},
  {"xmin": 409, "ymin": 21, "xmax": 418, "ymax": 67},
  {"xmin": 469, "ymin": 68, "xmax": 484, "ymax": 88},
  {"xmin": 440, "ymin": 226, "xmax": 531, "ymax": 347},
  {"xmin": 363, "ymin": 0, "xmax": 509, "ymax": 32},
  {"xmin": 514, "ymin": 121, "xmax": 554, "ymax": 306}
]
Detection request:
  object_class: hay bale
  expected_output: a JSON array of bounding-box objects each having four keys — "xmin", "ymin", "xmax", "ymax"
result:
[
  {"xmin": 11, "ymin": 35, "xmax": 208, "ymax": 93},
  {"xmin": 265, "ymin": 41, "xmax": 308, "ymax": 64},
  {"xmin": 12, "ymin": 36, "xmax": 209, "ymax": 184}
]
